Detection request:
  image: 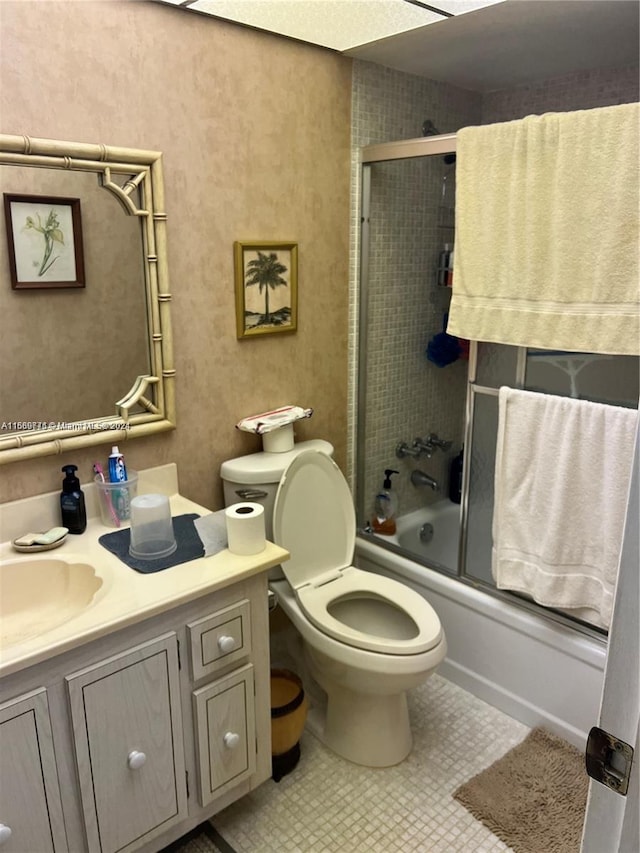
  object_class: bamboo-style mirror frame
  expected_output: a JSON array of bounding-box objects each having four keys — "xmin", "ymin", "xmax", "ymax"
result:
[{"xmin": 0, "ymin": 134, "xmax": 176, "ymax": 464}]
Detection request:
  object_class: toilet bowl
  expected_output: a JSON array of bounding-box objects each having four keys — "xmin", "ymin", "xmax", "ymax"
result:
[
  {"xmin": 270, "ymin": 577, "xmax": 445, "ymax": 766},
  {"xmin": 221, "ymin": 444, "xmax": 447, "ymax": 767}
]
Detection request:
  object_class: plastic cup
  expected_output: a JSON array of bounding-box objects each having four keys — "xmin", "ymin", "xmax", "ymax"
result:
[
  {"xmin": 128, "ymin": 493, "xmax": 177, "ymax": 560},
  {"xmin": 95, "ymin": 471, "xmax": 138, "ymax": 526}
]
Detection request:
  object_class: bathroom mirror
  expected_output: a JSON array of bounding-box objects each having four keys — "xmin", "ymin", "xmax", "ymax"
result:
[{"xmin": 0, "ymin": 134, "xmax": 176, "ymax": 464}]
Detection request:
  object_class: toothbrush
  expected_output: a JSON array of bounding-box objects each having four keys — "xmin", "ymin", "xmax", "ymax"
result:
[{"xmin": 93, "ymin": 462, "xmax": 120, "ymax": 528}]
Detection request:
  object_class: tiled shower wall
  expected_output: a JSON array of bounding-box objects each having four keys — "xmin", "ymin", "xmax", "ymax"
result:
[
  {"xmin": 482, "ymin": 63, "xmax": 639, "ymax": 124},
  {"xmin": 360, "ymin": 156, "xmax": 470, "ymax": 521},
  {"xmin": 349, "ymin": 60, "xmax": 639, "ymax": 523},
  {"xmin": 350, "ymin": 62, "xmax": 481, "ymax": 521}
]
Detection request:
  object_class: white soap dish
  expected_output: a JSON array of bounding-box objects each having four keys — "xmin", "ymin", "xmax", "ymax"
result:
[{"xmin": 12, "ymin": 527, "xmax": 69, "ymax": 553}]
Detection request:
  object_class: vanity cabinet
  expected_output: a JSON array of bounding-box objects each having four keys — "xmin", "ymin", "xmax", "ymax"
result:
[
  {"xmin": 66, "ymin": 634, "xmax": 187, "ymax": 853},
  {"xmin": 0, "ymin": 689, "xmax": 67, "ymax": 852},
  {"xmin": 0, "ymin": 573, "xmax": 272, "ymax": 853}
]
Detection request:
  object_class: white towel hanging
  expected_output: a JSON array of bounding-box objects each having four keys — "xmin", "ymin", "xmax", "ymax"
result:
[{"xmin": 492, "ymin": 387, "xmax": 637, "ymax": 630}]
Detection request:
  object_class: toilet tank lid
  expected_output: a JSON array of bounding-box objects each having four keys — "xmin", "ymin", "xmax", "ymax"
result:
[{"xmin": 220, "ymin": 439, "xmax": 333, "ymax": 484}]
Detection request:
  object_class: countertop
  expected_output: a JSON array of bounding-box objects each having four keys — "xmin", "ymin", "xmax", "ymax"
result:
[{"xmin": 0, "ymin": 464, "xmax": 288, "ymax": 678}]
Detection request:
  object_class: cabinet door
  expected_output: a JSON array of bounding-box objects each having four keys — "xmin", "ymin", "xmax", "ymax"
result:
[
  {"xmin": 193, "ymin": 664, "xmax": 256, "ymax": 806},
  {"xmin": 66, "ymin": 633, "xmax": 187, "ymax": 853},
  {"xmin": 0, "ymin": 688, "xmax": 67, "ymax": 853}
]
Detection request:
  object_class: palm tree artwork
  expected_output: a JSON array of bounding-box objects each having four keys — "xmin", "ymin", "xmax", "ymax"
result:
[{"xmin": 243, "ymin": 250, "xmax": 291, "ymax": 328}]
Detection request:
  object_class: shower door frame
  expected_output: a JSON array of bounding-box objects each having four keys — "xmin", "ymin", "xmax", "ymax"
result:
[
  {"xmin": 356, "ymin": 135, "xmax": 612, "ymax": 643},
  {"xmin": 357, "ymin": 133, "xmax": 457, "ymax": 535}
]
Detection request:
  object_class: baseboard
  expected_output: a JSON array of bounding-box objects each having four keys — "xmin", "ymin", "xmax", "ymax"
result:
[{"xmin": 440, "ymin": 659, "xmax": 588, "ymax": 749}]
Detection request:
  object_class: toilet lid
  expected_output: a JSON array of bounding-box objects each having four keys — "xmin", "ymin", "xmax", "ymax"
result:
[{"xmin": 273, "ymin": 449, "xmax": 355, "ymax": 591}]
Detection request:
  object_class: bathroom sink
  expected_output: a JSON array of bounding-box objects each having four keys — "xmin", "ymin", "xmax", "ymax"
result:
[{"xmin": 0, "ymin": 558, "xmax": 103, "ymax": 647}]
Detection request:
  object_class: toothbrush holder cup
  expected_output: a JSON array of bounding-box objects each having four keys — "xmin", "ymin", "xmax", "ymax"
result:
[{"xmin": 94, "ymin": 471, "xmax": 138, "ymax": 527}]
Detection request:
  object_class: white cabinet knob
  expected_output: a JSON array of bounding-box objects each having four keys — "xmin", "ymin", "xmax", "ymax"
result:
[
  {"xmin": 223, "ymin": 732, "xmax": 240, "ymax": 749},
  {"xmin": 0, "ymin": 825, "xmax": 12, "ymax": 845},
  {"xmin": 217, "ymin": 635, "xmax": 236, "ymax": 653},
  {"xmin": 127, "ymin": 750, "xmax": 147, "ymax": 770}
]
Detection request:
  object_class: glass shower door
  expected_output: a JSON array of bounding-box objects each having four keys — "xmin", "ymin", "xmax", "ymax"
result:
[
  {"xmin": 462, "ymin": 343, "xmax": 639, "ymax": 611},
  {"xmin": 357, "ymin": 152, "xmax": 467, "ymax": 547},
  {"xmin": 461, "ymin": 343, "xmax": 520, "ymax": 587}
]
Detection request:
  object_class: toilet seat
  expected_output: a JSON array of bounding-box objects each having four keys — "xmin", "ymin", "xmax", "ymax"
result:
[
  {"xmin": 273, "ymin": 450, "xmax": 443, "ymax": 655},
  {"xmin": 297, "ymin": 565, "xmax": 442, "ymax": 654}
]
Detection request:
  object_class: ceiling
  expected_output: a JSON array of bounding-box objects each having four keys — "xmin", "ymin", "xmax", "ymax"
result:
[
  {"xmin": 347, "ymin": 1, "xmax": 640, "ymax": 92},
  {"xmin": 157, "ymin": 0, "xmax": 502, "ymax": 51},
  {"xmin": 158, "ymin": 0, "xmax": 639, "ymax": 93}
]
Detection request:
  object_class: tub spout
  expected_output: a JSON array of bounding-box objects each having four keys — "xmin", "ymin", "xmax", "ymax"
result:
[{"xmin": 410, "ymin": 469, "xmax": 439, "ymax": 491}]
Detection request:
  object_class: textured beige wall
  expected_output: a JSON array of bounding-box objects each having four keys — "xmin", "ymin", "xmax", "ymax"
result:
[
  {"xmin": 0, "ymin": 165, "xmax": 148, "ymax": 426},
  {"xmin": 0, "ymin": 0, "xmax": 352, "ymax": 509}
]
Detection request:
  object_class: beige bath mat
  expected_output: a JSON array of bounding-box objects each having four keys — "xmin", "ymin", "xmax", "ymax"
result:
[{"xmin": 453, "ymin": 727, "xmax": 589, "ymax": 853}]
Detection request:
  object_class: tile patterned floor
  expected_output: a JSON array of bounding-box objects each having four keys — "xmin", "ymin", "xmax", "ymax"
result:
[
  {"xmin": 211, "ymin": 674, "xmax": 530, "ymax": 853},
  {"xmin": 160, "ymin": 822, "xmax": 231, "ymax": 853}
]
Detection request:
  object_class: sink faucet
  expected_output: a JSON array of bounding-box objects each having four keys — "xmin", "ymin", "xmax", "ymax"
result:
[{"xmin": 410, "ymin": 469, "xmax": 439, "ymax": 491}]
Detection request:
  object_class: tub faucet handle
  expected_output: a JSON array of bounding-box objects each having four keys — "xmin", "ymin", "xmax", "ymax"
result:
[
  {"xmin": 396, "ymin": 441, "xmax": 421, "ymax": 459},
  {"xmin": 427, "ymin": 433, "xmax": 452, "ymax": 452},
  {"xmin": 412, "ymin": 437, "xmax": 433, "ymax": 457}
]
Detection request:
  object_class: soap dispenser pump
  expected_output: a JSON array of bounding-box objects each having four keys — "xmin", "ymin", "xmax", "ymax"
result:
[
  {"xmin": 372, "ymin": 469, "xmax": 399, "ymax": 536},
  {"xmin": 60, "ymin": 464, "xmax": 87, "ymax": 534}
]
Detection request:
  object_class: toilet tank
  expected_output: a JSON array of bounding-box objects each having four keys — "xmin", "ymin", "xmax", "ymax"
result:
[{"xmin": 220, "ymin": 438, "xmax": 333, "ymax": 541}]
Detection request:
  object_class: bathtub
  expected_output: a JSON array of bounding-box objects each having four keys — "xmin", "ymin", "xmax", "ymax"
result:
[
  {"xmin": 355, "ymin": 501, "xmax": 607, "ymax": 749},
  {"xmin": 385, "ymin": 501, "xmax": 461, "ymax": 571}
]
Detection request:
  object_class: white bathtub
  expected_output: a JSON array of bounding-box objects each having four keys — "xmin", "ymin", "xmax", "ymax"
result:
[
  {"xmin": 384, "ymin": 501, "xmax": 461, "ymax": 570},
  {"xmin": 355, "ymin": 501, "xmax": 607, "ymax": 749}
]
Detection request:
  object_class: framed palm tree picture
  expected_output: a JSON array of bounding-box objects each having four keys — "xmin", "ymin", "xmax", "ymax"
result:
[{"xmin": 234, "ymin": 241, "xmax": 298, "ymax": 338}]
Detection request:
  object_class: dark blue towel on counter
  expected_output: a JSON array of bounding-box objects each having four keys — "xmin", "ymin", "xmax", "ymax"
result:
[{"xmin": 99, "ymin": 513, "xmax": 204, "ymax": 574}]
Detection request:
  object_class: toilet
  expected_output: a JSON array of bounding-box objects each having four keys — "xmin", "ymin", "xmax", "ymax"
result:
[{"xmin": 221, "ymin": 443, "xmax": 447, "ymax": 767}]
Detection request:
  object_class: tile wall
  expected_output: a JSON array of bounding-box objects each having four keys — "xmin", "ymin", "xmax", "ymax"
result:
[
  {"xmin": 482, "ymin": 63, "xmax": 639, "ymax": 124},
  {"xmin": 350, "ymin": 62, "xmax": 481, "ymax": 520}
]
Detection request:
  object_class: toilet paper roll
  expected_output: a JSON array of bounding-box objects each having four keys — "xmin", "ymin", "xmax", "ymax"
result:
[{"xmin": 225, "ymin": 502, "xmax": 266, "ymax": 556}]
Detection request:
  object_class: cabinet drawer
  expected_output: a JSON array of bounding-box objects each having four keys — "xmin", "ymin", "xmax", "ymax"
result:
[
  {"xmin": 192, "ymin": 664, "xmax": 256, "ymax": 805},
  {"xmin": 187, "ymin": 599, "xmax": 251, "ymax": 680},
  {"xmin": 0, "ymin": 689, "xmax": 67, "ymax": 853},
  {"xmin": 66, "ymin": 633, "xmax": 187, "ymax": 853}
]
